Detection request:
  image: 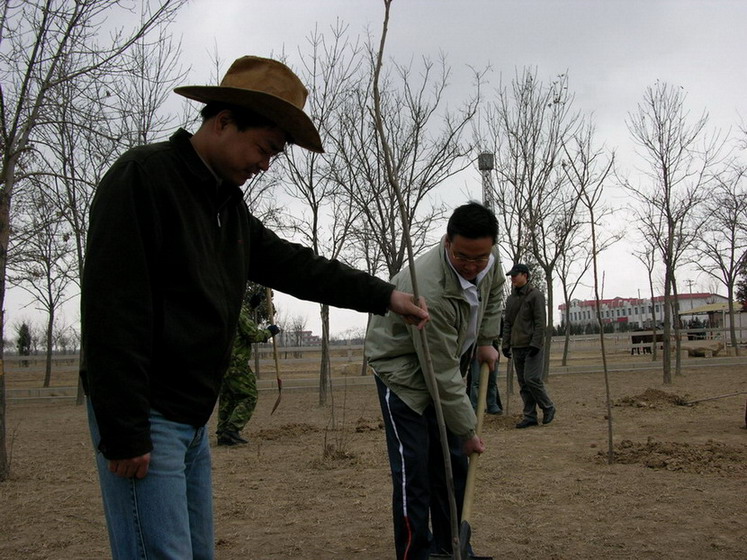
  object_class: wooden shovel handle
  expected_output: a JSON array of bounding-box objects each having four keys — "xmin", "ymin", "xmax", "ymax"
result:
[{"xmin": 462, "ymin": 362, "xmax": 490, "ymax": 524}]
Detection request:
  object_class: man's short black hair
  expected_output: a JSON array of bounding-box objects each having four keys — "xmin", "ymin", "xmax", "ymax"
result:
[
  {"xmin": 200, "ymin": 102, "xmax": 278, "ymax": 132},
  {"xmin": 447, "ymin": 201, "xmax": 498, "ymax": 243}
]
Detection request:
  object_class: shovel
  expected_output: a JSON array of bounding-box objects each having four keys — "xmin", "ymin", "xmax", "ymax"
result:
[
  {"xmin": 265, "ymin": 287, "xmax": 282, "ymax": 415},
  {"xmin": 431, "ymin": 362, "xmax": 494, "ymax": 560}
]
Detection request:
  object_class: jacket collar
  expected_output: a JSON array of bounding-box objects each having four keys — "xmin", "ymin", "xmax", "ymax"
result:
[
  {"xmin": 438, "ymin": 237, "xmax": 464, "ymax": 297},
  {"xmin": 170, "ymin": 129, "xmax": 216, "ymax": 185},
  {"xmin": 170, "ymin": 128, "xmax": 243, "ymax": 202},
  {"xmin": 512, "ymin": 282, "xmax": 532, "ymax": 296}
]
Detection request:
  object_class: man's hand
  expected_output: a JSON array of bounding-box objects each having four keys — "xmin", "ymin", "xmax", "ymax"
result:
[
  {"xmin": 388, "ymin": 290, "xmax": 429, "ymax": 330},
  {"xmin": 528, "ymin": 345, "xmax": 540, "ymax": 357},
  {"xmin": 476, "ymin": 344, "xmax": 499, "ymax": 371},
  {"xmin": 108, "ymin": 453, "xmax": 151, "ymax": 479},
  {"xmin": 502, "ymin": 347, "xmax": 511, "ymax": 359},
  {"xmin": 463, "ymin": 435, "xmax": 485, "ymax": 456}
]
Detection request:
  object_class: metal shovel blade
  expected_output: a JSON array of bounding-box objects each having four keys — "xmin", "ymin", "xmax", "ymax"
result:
[{"xmin": 428, "ymin": 521, "xmax": 493, "ymax": 560}]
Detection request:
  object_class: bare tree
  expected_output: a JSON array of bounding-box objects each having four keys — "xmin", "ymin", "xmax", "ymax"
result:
[
  {"xmin": 330, "ymin": 39, "xmax": 485, "ymax": 279},
  {"xmin": 483, "ymin": 68, "xmax": 581, "ymax": 379},
  {"xmin": 109, "ymin": 23, "xmax": 189, "ymax": 148},
  {"xmin": 556, "ymin": 241, "xmax": 593, "ymax": 363},
  {"xmin": 289, "ymin": 314, "xmax": 308, "ymax": 353},
  {"xmin": 691, "ymin": 159, "xmax": 747, "ymax": 355},
  {"xmin": 737, "ymin": 255, "xmax": 747, "ymax": 310},
  {"xmin": 324, "ymin": 26, "xmax": 484, "ymax": 396},
  {"xmin": 30, "ymin": 11, "xmax": 189, "ymax": 406},
  {"xmin": 624, "ymin": 81, "xmax": 723, "ymax": 383},
  {"xmin": 482, "ymin": 70, "xmax": 576, "ymax": 261},
  {"xmin": 561, "ymin": 120, "xmax": 616, "ymax": 464},
  {"xmin": 633, "ymin": 245, "xmax": 661, "ymax": 361},
  {"xmin": 28, "ymin": 63, "xmax": 123, "ymax": 316},
  {"xmin": 0, "ymin": 0, "xmax": 187, "ymax": 480},
  {"xmin": 277, "ymin": 22, "xmax": 366, "ymax": 405},
  {"xmin": 8, "ymin": 186, "xmax": 77, "ymax": 387},
  {"xmin": 52, "ymin": 316, "xmax": 79, "ymax": 355}
]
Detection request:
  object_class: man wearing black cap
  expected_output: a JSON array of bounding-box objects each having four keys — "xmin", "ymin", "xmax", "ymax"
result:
[
  {"xmin": 502, "ymin": 263, "xmax": 555, "ymax": 428},
  {"xmin": 80, "ymin": 55, "xmax": 428, "ymax": 559}
]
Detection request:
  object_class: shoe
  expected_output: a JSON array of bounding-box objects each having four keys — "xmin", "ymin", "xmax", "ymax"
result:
[
  {"xmin": 216, "ymin": 433, "xmax": 237, "ymax": 446},
  {"xmin": 486, "ymin": 406, "xmax": 503, "ymax": 415},
  {"xmin": 543, "ymin": 407, "xmax": 556, "ymax": 425},
  {"xmin": 515, "ymin": 418, "xmax": 538, "ymax": 429},
  {"xmin": 225, "ymin": 430, "xmax": 249, "ymax": 444}
]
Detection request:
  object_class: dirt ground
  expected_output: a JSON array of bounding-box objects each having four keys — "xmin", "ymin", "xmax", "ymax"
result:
[{"xmin": 1, "ymin": 357, "xmax": 746, "ymax": 559}]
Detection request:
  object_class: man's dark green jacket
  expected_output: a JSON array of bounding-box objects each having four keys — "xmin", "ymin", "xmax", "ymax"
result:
[{"xmin": 502, "ymin": 283, "xmax": 546, "ymax": 351}]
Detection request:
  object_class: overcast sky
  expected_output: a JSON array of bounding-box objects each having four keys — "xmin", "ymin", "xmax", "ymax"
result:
[{"xmin": 10, "ymin": 0, "xmax": 745, "ymax": 337}]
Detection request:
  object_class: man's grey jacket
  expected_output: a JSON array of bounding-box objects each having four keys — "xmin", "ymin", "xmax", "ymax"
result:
[
  {"xmin": 365, "ymin": 238, "xmax": 504, "ymax": 440},
  {"xmin": 502, "ymin": 283, "xmax": 546, "ymax": 351}
]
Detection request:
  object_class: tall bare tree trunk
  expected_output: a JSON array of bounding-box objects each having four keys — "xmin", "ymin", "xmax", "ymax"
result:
[
  {"xmin": 662, "ymin": 264, "xmax": 673, "ymax": 385},
  {"xmin": 671, "ymin": 277, "xmax": 683, "ymax": 376},
  {"xmin": 648, "ymin": 274, "xmax": 659, "ymax": 362},
  {"xmin": 542, "ymin": 274, "xmax": 554, "ymax": 381},
  {"xmin": 561, "ymin": 307, "xmax": 571, "ymax": 367},
  {"xmin": 319, "ymin": 304, "xmax": 332, "ymax": 405},
  {"xmin": 0, "ymin": 177, "xmax": 12, "ymax": 481},
  {"xmin": 727, "ymin": 297, "xmax": 740, "ymax": 357},
  {"xmin": 0, "ymin": 327, "xmax": 7, "ymax": 481},
  {"xmin": 43, "ymin": 308, "xmax": 55, "ymax": 388},
  {"xmin": 591, "ymin": 221, "xmax": 614, "ymax": 464}
]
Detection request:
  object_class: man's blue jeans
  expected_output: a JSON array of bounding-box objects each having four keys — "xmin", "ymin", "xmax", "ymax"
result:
[{"xmin": 87, "ymin": 398, "xmax": 214, "ymax": 559}]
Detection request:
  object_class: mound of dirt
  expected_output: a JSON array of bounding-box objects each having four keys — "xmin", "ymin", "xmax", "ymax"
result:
[
  {"xmin": 615, "ymin": 388, "xmax": 689, "ymax": 408},
  {"xmin": 602, "ymin": 438, "xmax": 747, "ymax": 475},
  {"xmin": 483, "ymin": 412, "xmax": 524, "ymax": 429},
  {"xmin": 354, "ymin": 417, "xmax": 383, "ymax": 432}
]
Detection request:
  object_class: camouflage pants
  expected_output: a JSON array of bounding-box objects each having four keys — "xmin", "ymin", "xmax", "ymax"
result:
[{"xmin": 217, "ymin": 367, "xmax": 258, "ymax": 435}]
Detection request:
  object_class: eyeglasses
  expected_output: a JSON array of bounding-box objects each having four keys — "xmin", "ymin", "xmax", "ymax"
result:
[{"xmin": 448, "ymin": 246, "xmax": 491, "ymax": 264}]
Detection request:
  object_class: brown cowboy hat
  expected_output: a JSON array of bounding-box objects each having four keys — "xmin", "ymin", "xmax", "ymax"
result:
[{"xmin": 174, "ymin": 55, "xmax": 323, "ymax": 153}]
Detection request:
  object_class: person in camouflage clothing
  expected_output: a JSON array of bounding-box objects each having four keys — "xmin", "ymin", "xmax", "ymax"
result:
[{"xmin": 216, "ymin": 294, "xmax": 279, "ymax": 446}]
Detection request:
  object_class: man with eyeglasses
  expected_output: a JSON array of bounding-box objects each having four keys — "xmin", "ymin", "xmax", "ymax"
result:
[{"xmin": 366, "ymin": 201, "xmax": 504, "ymax": 560}]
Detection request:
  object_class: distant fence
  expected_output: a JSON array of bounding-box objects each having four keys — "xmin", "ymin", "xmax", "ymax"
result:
[
  {"xmin": 254, "ymin": 344, "xmax": 364, "ymax": 361},
  {"xmin": 4, "ymin": 328, "xmax": 744, "ymax": 369},
  {"xmin": 1, "ymin": 346, "xmax": 366, "ymax": 375},
  {"xmin": 555, "ymin": 327, "xmax": 745, "ymax": 356},
  {"xmin": 3, "ymin": 354, "xmax": 79, "ymax": 371}
]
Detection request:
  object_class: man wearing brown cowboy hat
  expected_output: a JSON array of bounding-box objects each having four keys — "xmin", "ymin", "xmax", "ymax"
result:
[{"xmin": 80, "ymin": 55, "xmax": 429, "ymax": 559}]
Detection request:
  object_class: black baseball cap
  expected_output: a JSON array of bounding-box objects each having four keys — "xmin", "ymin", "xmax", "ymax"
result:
[{"xmin": 507, "ymin": 263, "xmax": 530, "ymax": 276}]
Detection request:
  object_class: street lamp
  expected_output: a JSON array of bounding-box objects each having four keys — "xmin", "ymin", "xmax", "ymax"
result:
[{"xmin": 478, "ymin": 152, "xmax": 494, "ymax": 211}]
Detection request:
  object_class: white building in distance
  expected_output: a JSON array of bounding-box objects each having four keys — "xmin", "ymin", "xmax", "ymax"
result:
[{"xmin": 558, "ymin": 292, "xmax": 729, "ymax": 331}]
